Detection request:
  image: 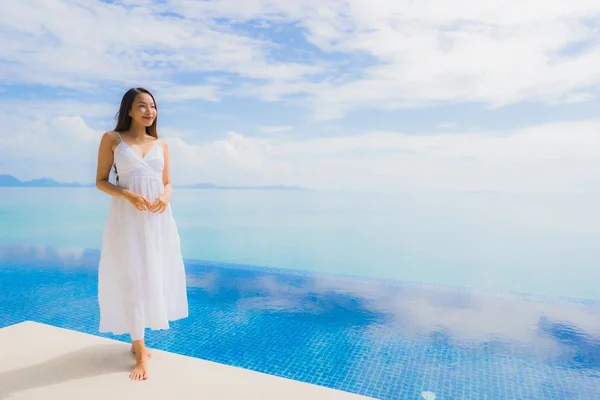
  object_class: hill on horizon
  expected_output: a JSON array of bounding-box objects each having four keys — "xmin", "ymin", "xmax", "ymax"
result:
[{"xmin": 0, "ymin": 174, "xmax": 305, "ymax": 191}]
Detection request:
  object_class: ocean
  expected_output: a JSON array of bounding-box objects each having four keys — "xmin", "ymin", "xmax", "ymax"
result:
[{"xmin": 1, "ymin": 187, "xmax": 598, "ymax": 301}]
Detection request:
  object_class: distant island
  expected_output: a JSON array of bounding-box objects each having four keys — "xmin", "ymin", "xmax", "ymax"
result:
[
  {"xmin": 0, "ymin": 174, "xmax": 90, "ymax": 188},
  {"xmin": 0, "ymin": 174, "xmax": 305, "ymax": 191}
]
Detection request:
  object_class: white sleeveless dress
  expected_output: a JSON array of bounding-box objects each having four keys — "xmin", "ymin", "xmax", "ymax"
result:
[{"xmin": 98, "ymin": 133, "xmax": 188, "ymax": 341}]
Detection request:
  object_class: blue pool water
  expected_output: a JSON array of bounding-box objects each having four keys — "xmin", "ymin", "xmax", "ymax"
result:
[{"xmin": 1, "ymin": 244, "xmax": 599, "ymax": 399}]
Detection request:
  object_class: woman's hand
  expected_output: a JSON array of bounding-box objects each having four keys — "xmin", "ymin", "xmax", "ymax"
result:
[
  {"xmin": 123, "ymin": 190, "xmax": 151, "ymax": 212},
  {"xmin": 149, "ymin": 195, "xmax": 169, "ymax": 213}
]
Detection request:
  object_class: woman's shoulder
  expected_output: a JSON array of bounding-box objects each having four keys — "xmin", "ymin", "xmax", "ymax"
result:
[
  {"xmin": 155, "ymin": 137, "xmax": 169, "ymax": 151},
  {"xmin": 99, "ymin": 131, "xmax": 122, "ymax": 151},
  {"xmin": 101, "ymin": 130, "xmax": 121, "ymax": 141}
]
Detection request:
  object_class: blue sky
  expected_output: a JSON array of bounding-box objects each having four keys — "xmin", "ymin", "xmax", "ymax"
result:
[{"xmin": 0, "ymin": 0, "xmax": 599, "ymax": 192}]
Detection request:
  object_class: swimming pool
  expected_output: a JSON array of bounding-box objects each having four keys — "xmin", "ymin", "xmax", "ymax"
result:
[{"xmin": 1, "ymin": 244, "xmax": 599, "ymax": 399}]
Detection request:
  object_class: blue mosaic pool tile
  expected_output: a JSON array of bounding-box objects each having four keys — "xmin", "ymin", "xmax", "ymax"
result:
[{"xmin": 1, "ymin": 244, "xmax": 600, "ymax": 399}]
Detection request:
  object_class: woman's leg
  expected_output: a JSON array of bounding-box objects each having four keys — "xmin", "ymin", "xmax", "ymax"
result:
[
  {"xmin": 130, "ymin": 338, "xmax": 150, "ymax": 380},
  {"xmin": 130, "ymin": 342, "xmax": 153, "ymax": 358},
  {"xmin": 129, "ymin": 325, "xmax": 150, "ymax": 380}
]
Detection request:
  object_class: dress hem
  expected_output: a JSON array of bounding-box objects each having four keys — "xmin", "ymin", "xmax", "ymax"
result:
[{"xmin": 99, "ymin": 312, "xmax": 189, "ymax": 338}]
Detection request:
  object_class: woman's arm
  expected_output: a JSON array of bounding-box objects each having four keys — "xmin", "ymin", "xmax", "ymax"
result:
[
  {"xmin": 95, "ymin": 131, "xmax": 127, "ymax": 198},
  {"xmin": 149, "ymin": 140, "xmax": 172, "ymax": 213},
  {"xmin": 96, "ymin": 131, "xmax": 151, "ymax": 211},
  {"xmin": 160, "ymin": 140, "xmax": 172, "ymax": 201}
]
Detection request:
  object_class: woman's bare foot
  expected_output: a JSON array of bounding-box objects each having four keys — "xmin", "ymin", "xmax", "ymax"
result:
[
  {"xmin": 129, "ymin": 339, "xmax": 150, "ymax": 381},
  {"xmin": 130, "ymin": 358, "xmax": 148, "ymax": 381}
]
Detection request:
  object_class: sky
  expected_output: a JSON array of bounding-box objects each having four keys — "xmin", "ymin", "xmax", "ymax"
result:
[{"xmin": 0, "ymin": 0, "xmax": 599, "ymax": 192}]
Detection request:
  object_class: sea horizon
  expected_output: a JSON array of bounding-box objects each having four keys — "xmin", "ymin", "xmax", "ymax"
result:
[{"xmin": 2, "ymin": 186, "xmax": 598, "ymax": 302}]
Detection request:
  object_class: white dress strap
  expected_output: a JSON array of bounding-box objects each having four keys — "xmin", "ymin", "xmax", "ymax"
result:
[{"xmin": 113, "ymin": 131, "xmax": 123, "ymax": 184}]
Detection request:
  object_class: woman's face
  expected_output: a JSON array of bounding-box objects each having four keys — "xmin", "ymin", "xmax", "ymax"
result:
[{"xmin": 129, "ymin": 92, "xmax": 157, "ymax": 128}]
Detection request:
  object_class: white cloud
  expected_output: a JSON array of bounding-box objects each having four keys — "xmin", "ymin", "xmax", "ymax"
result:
[
  {"xmin": 234, "ymin": 273, "xmax": 600, "ymax": 346},
  {"xmin": 164, "ymin": 130, "xmax": 281, "ymax": 186},
  {"xmin": 302, "ymin": 0, "xmax": 600, "ymax": 117},
  {"xmin": 120, "ymin": 0, "xmax": 600, "ymax": 117},
  {"xmin": 144, "ymin": 119, "xmax": 600, "ymax": 194},
  {"xmin": 0, "ymin": 111, "xmax": 99, "ymax": 182},
  {"xmin": 1, "ymin": 1, "xmax": 599, "ymax": 194},
  {"xmin": 4, "ymin": 103, "xmax": 597, "ymax": 196},
  {"xmin": 1, "ymin": 0, "xmax": 599, "ymax": 117},
  {"xmin": 157, "ymin": 85, "xmax": 221, "ymax": 103},
  {"xmin": 0, "ymin": 0, "xmax": 321, "ymax": 93}
]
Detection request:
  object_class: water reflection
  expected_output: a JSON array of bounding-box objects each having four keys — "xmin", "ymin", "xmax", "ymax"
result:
[
  {"xmin": 0, "ymin": 243, "xmax": 99, "ymax": 267},
  {"xmin": 2, "ymin": 244, "xmax": 599, "ymax": 399},
  {"xmin": 184, "ymin": 260, "xmax": 600, "ymax": 371}
]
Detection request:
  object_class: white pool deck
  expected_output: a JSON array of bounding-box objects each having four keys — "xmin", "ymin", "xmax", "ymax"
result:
[{"xmin": 0, "ymin": 321, "xmax": 374, "ymax": 400}]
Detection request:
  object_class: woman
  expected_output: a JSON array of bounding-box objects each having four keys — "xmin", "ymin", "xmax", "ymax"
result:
[{"xmin": 95, "ymin": 87, "xmax": 188, "ymax": 381}]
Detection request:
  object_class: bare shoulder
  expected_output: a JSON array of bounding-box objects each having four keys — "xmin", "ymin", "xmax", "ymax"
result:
[
  {"xmin": 101, "ymin": 130, "xmax": 120, "ymax": 142},
  {"xmin": 157, "ymin": 138, "xmax": 169, "ymax": 152},
  {"xmin": 100, "ymin": 131, "xmax": 121, "ymax": 151}
]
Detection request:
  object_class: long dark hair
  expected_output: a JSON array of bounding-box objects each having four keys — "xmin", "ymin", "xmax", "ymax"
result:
[{"xmin": 114, "ymin": 87, "xmax": 158, "ymax": 138}]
